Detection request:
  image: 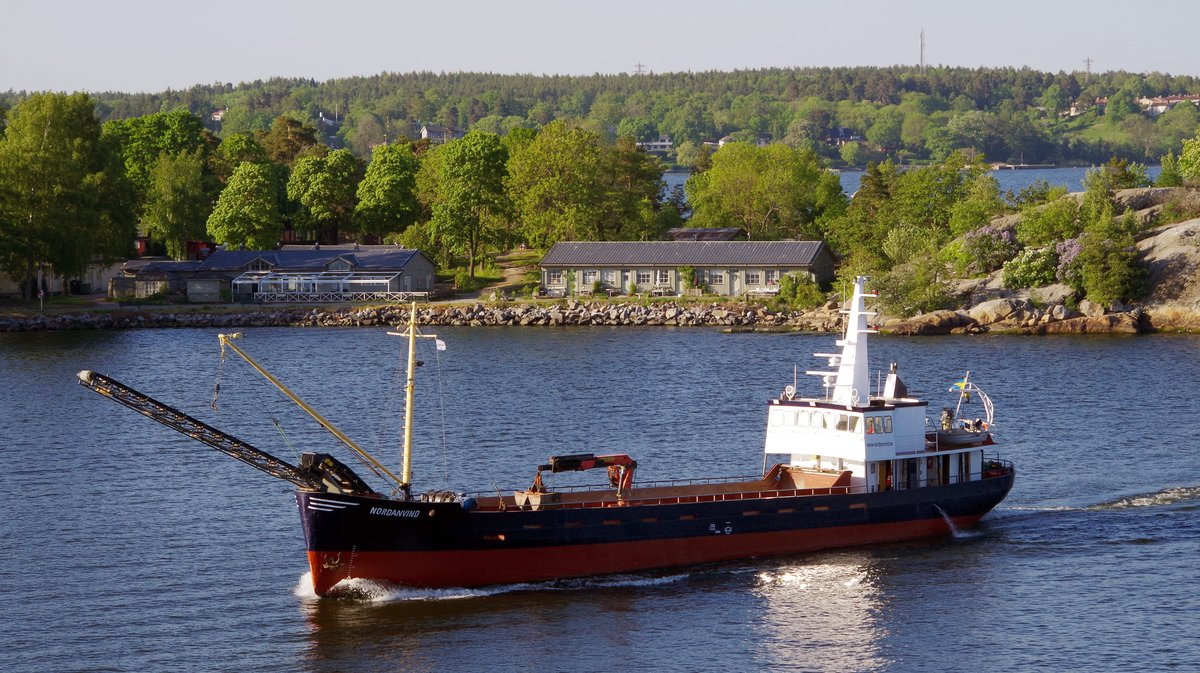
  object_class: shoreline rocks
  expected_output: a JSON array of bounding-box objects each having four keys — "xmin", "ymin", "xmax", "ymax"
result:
[
  {"xmin": 0, "ymin": 297, "xmax": 1178, "ymax": 335},
  {"xmin": 0, "ymin": 301, "xmax": 846, "ymax": 333}
]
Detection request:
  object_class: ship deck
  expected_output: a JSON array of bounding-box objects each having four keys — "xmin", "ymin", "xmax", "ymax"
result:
[{"xmin": 470, "ymin": 465, "xmax": 858, "ymax": 512}]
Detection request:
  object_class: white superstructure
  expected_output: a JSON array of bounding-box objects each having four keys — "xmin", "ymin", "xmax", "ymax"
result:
[{"xmin": 763, "ymin": 276, "xmax": 992, "ymax": 492}]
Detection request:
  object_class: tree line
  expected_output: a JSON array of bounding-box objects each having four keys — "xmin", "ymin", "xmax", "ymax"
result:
[{"xmin": 6, "ymin": 66, "xmax": 1199, "ymax": 166}]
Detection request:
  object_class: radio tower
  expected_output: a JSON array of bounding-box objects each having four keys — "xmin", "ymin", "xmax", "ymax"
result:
[
  {"xmin": 920, "ymin": 29, "xmax": 925, "ymax": 72},
  {"xmin": 1083, "ymin": 56, "xmax": 1093, "ymax": 83},
  {"xmin": 634, "ymin": 62, "xmax": 647, "ymax": 76}
]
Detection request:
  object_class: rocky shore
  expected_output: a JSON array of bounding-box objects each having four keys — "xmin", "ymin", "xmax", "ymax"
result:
[
  {"xmin": 0, "ymin": 301, "xmax": 844, "ymax": 333},
  {"xmin": 0, "ymin": 296, "xmax": 1167, "ymax": 335}
]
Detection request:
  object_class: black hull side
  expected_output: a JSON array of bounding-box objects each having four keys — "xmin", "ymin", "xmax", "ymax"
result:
[{"xmin": 299, "ymin": 471, "xmax": 1014, "ymax": 553}]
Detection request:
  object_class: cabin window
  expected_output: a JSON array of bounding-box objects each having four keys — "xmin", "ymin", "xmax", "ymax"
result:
[
  {"xmin": 765, "ymin": 270, "xmax": 778, "ymax": 284},
  {"xmin": 656, "ymin": 269, "xmax": 670, "ymax": 284},
  {"xmin": 797, "ymin": 411, "xmax": 810, "ymax": 427},
  {"xmin": 708, "ymin": 270, "xmax": 725, "ymax": 285},
  {"xmin": 835, "ymin": 414, "xmax": 849, "ymax": 431},
  {"xmin": 848, "ymin": 416, "xmax": 861, "ymax": 433},
  {"xmin": 746, "ymin": 271, "xmax": 762, "ymax": 285},
  {"xmin": 883, "ymin": 417, "xmax": 893, "ymax": 433},
  {"xmin": 548, "ymin": 270, "xmax": 563, "ymax": 286},
  {"xmin": 636, "ymin": 270, "xmax": 651, "ymax": 284},
  {"xmin": 582, "ymin": 270, "xmax": 598, "ymax": 285},
  {"xmin": 603, "ymin": 270, "xmax": 617, "ymax": 284}
]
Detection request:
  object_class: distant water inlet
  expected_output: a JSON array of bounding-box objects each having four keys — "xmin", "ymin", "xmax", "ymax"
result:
[{"xmin": 663, "ymin": 165, "xmax": 1164, "ymax": 200}]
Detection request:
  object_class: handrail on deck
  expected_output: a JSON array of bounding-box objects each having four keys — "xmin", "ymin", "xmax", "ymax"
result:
[{"xmin": 469, "ymin": 457, "xmax": 1014, "ymax": 513}]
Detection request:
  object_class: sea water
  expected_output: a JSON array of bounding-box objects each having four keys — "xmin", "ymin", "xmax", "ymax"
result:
[{"xmin": 2, "ymin": 327, "xmax": 1196, "ymax": 672}]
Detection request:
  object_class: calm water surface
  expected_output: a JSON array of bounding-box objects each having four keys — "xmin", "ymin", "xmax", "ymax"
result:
[
  {"xmin": 664, "ymin": 165, "xmax": 1164, "ymax": 198},
  {"xmin": 2, "ymin": 327, "xmax": 1197, "ymax": 672}
]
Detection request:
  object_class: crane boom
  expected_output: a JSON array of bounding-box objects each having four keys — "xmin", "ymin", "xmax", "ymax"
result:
[{"xmin": 77, "ymin": 369, "xmax": 324, "ymax": 489}]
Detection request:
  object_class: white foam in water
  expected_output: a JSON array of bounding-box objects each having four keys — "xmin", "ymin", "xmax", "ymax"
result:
[
  {"xmin": 1089, "ymin": 485, "xmax": 1200, "ymax": 511},
  {"xmin": 934, "ymin": 504, "xmax": 981, "ymax": 539},
  {"xmin": 294, "ymin": 571, "xmax": 689, "ymax": 604}
]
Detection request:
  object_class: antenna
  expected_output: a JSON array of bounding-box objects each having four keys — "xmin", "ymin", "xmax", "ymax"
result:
[
  {"xmin": 920, "ymin": 29, "xmax": 925, "ymax": 72},
  {"xmin": 1084, "ymin": 56, "xmax": 1093, "ymax": 83}
]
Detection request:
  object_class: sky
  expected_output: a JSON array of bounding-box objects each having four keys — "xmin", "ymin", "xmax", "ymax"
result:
[{"xmin": 3, "ymin": 0, "xmax": 1199, "ymax": 93}]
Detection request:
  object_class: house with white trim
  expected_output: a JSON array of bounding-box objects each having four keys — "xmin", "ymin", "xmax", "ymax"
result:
[{"xmin": 539, "ymin": 240, "xmax": 835, "ymax": 297}]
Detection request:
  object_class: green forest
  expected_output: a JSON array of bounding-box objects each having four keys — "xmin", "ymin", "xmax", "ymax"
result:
[
  {"xmin": 5, "ymin": 66, "xmax": 1200, "ymax": 165},
  {"xmin": 5, "ymin": 65, "xmax": 1200, "ymax": 314}
]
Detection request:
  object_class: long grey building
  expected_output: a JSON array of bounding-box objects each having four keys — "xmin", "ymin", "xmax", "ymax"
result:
[{"xmin": 539, "ymin": 240, "xmax": 835, "ymax": 297}]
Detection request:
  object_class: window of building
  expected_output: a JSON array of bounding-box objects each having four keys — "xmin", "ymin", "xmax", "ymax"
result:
[
  {"xmin": 746, "ymin": 271, "xmax": 762, "ymax": 285},
  {"xmin": 765, "ymin": 270, "xmax": 778, "ymax": 285},
  {"xmin": 246, "ymin": 259, "xmax": 273, "ymax": 272},
  {"xmin": 636, "ymin": 270, "xmax": 651, "ymax": 284},
  {"xmin": 656, "ymin": 269, "xmax": 670, "ymax": 284},
  {"xmin": 583, "ymin": 270, "xmax": 598, "ymax": 285},
  {"xmin": 707, "ymin": 270, "xmax": 725, "ymax": 285},
  {"xmin": 548, "ymin": 270, "xmax": 563, "ymax": 286},
  {"xmin": 603, "ymin": 270, "xmax": 617, "ymax": 285}
]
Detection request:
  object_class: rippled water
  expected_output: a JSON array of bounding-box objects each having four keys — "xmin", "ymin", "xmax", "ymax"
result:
[{"xmin": 2, "ymin": 327, "xmax": 1197, "ymax": 672}]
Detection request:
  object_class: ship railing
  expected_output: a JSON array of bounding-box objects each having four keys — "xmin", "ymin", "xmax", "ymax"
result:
[
  {"xmin": 470, "ymin": 458, "xmax": 1014, "ymax": 510},
  {"xmin": 472, "ymin": 481, "xmax": 875, "ymax": 511}
]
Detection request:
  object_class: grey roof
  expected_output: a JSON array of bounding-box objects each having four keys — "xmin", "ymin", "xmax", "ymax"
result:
[
  {"xmin": 198, "ymin": 247, "xmax": 425, "ymax": 272},
  {"xmin": 666, "ymin": 227, "xmax": 745, "ymax": 241},
  {"xmin": 540, "ymin": 241, "xmax": 829, "ymax": 267},
  {"xmin": 127, "ymin": 260, "xmax": 203, "ymax": 279}
]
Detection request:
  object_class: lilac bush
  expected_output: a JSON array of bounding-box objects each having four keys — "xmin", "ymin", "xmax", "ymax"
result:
[
  {"xmin": 963, "ymin": 224, "xmax": 1019, "ymax": 273},
  {"xmin": 1056, "ymin": 237, "xmax": 1083, "ymax": 289}
]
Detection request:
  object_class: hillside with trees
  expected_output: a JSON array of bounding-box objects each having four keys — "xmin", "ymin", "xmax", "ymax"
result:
[{"xmin": 5, "ymin": 66, "xmax": 1200, "ymax": 166}]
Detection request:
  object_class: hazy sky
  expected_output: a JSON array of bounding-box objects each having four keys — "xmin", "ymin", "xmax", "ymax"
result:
[{"xmin": 4, "ymin": 0, "xmax": 1198, "ymax": 93}]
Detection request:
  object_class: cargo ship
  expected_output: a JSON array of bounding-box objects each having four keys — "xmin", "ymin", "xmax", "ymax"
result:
[{"xmin": 79, "ymin": 276, "xmax": 1014, "ymax": 596}]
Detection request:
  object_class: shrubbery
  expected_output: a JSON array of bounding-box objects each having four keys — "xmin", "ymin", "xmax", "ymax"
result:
[
  {"xmin": 962, "ymin": 224, "xmax": 1019, "ymax": 273},
  {"xmin": 1002, "ymin": 247, "xmax": 1057, "ymax": 289},
  {"xmin": 777, "ymin": 272, "xmax": 826, "ymax": 308}
]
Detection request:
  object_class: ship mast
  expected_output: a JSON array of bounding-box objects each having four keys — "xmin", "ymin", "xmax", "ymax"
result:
[
  {"xmin": 388, "ymin": 302, "xmax": 439, "ymax": 500},
  {"xmin": 217, "ymin": 333, "xmax": 406, "ymax": 489}
]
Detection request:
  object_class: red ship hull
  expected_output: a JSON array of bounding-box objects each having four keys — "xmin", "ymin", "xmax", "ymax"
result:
[{"xmin": 299, "ymin": 469, "xmax": 1013, "ymax": 595}]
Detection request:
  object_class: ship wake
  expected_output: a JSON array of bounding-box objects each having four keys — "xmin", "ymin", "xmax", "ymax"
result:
[{"xmin": 295, "ymin": 571, "xmax": 689, "ymax": 604}]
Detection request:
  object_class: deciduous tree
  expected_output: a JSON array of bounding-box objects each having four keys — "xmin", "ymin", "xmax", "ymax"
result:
[
  {"xmin": 686, "ymin": 142, "xmax": 845, "ymax": 241},
  {"xmin": 353, "ymin": 143, "xmax": 420, "ymax": 242},
  {"xmin": 0, "ymin": 93, "xmax": 134, "ymax": 297},
  {"xmin": 429, "ymin": 131, "xmax": 510, "ymax": 276},
  {"xmin": 143, "ymin": 149, "xmax": 211, "ymax": 259},
  {"xmin": 207, "ymin": 162, "xmax": 281, "ymax": 250},
  {"xmin": 287, "ymin": 149, "xmax": 362, "ymax": 243}
]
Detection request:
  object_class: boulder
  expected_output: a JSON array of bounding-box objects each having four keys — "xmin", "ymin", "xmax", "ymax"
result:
[
  {"xmin": 968, "ymin": 298, "xmax": 1032, "ymax": 325},
  {"xmin": 1032, "ymin": 313, "xmax": 1141, "ymax": 334},
  {"xmin": 1031, "ymin": 283, "xmax": 1076, "ymax": 305},
  {"xmin": 883, "ymin": 310, "xmax": 977, "ymax": 336},
  {"xmin": 1078, "ymin": 299, "xmax": 1107, "ymax": 318}
]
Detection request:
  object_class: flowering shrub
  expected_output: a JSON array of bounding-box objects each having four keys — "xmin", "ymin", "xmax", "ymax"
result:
[
  {"xmin": 1055, "ymin": 238, "xmax": 1083, "ymax": 290},
  {"xmin": 1001, "ymin": 247, "xmax": 1057, "ymax": 289},
  {"xmin": 963, "ymin": 224, "xmax": 1019, "ymax": 273}
]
